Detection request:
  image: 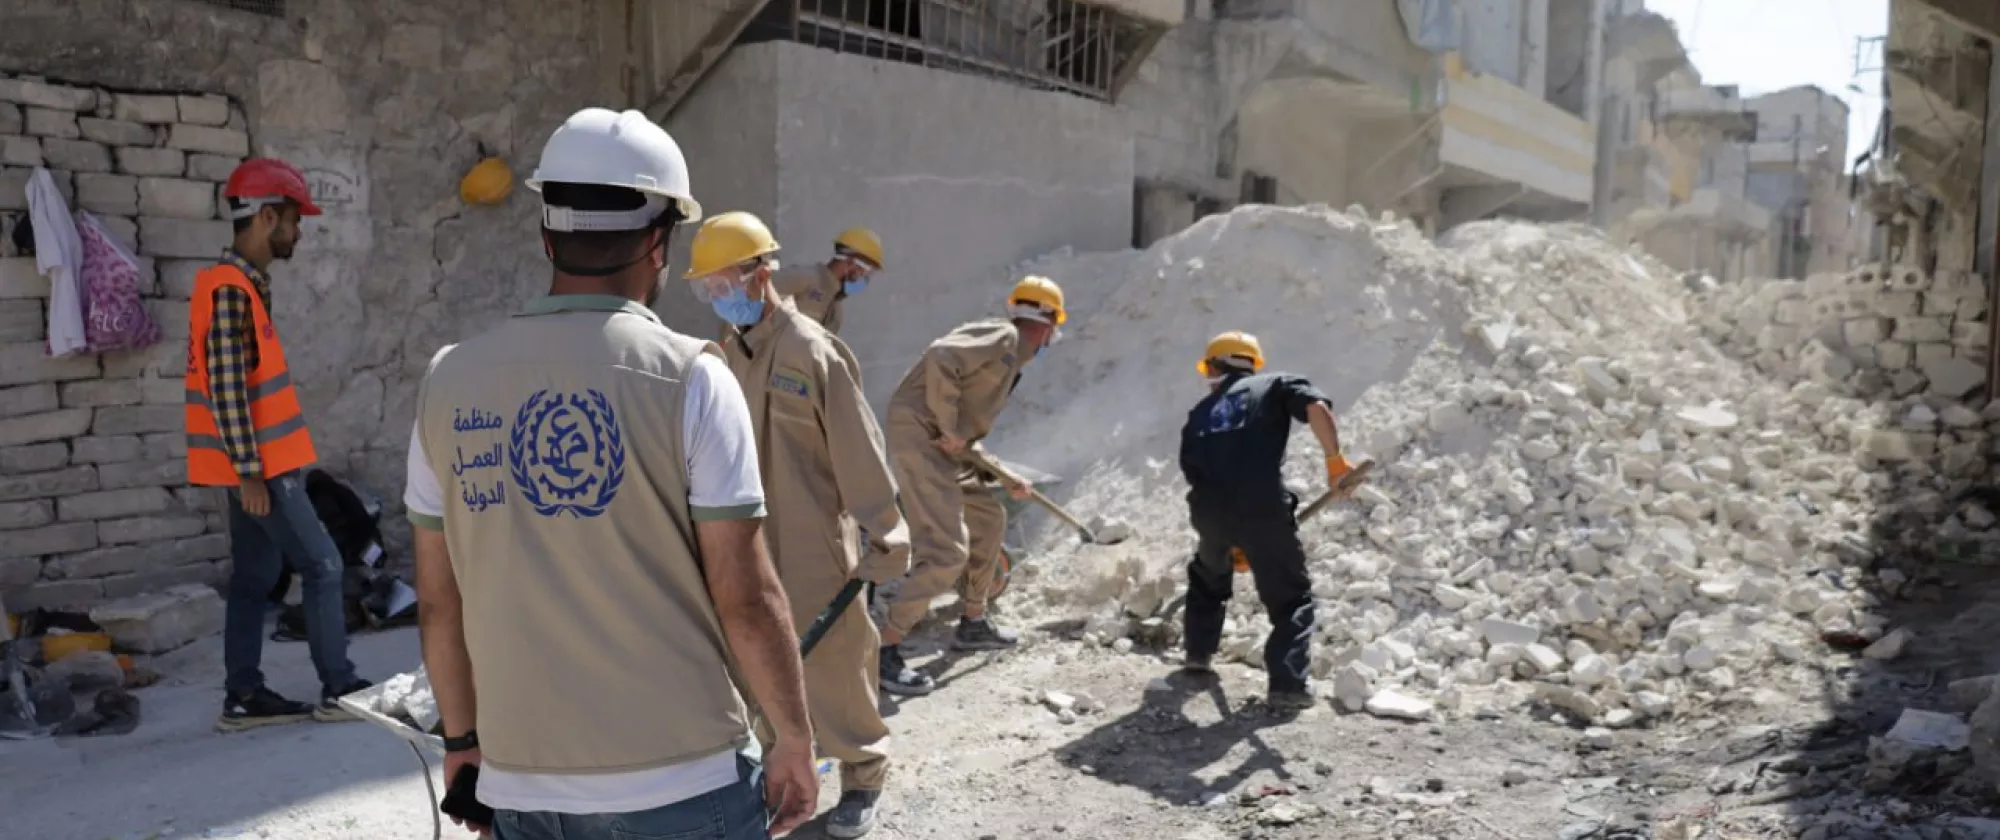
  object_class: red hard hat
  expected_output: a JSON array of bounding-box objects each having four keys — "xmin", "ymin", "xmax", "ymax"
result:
[{"xmin": 223, "ymin": 158, "xmax": 323, "ymax": 217}]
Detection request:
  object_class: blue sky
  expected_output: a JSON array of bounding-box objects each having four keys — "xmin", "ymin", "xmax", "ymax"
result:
[{"xmin": 1641, "ymin": 0, "xmax": 1889, "ymax": 168}]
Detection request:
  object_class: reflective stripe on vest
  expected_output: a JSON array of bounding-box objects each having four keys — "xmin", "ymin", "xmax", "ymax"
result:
[{"xmin": 183, "ymin": 265, "xmax": 319, "ymax": 486}]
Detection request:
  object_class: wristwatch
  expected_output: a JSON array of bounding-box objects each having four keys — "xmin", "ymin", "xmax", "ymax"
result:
[{"xmin": 443, "ymin": 730, "xmax": 479, "ymax": 753}]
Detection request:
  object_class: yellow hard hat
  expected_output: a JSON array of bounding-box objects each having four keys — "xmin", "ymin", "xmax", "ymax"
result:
[
  {"xmin": 834, "ymin": 227, "xmax": 885, "ymax": 268},
  {"xmin": 459, "ymin": 157, "xmax": 514, "ymax": 206},
  {"xmin": 686, "ymin": 211, "xmax": 781, "ymax": 279},
  {"xmin": 1007, "ymin": 275, "xmax": 1067, "ymax": 325},
  {"xmin": 1198, "ymin": 330, "xmax": 1264, "ymax": 377}
]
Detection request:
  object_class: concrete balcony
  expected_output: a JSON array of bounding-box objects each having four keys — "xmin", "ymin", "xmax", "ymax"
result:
[
  {"xmin": 1675, "ymin": 186, "xmax": 1772, "ymax": 236},
  {"xmin": 1606, "ymin": 10, "xmax": 1692, "ymax": 87},
  {"xmin": 1654, "ymin": 86, "xmax": 1757, "ymax": 142},
  {"xmin": 1434, "ymin": 52, "xmax": 1595, "ymax": 208},
  {"xmin": 1214, "ymin": 0, "xmax": 1435, "ymax": 99}
]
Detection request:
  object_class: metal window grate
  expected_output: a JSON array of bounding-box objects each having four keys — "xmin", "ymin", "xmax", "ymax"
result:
[
  {"xmin": 187, "ymin": 0, "xmax": 287, "ymax": 17},
  {"xmin": 771, "ymin": 0, "xmax": 1164, "ymax": 103}
]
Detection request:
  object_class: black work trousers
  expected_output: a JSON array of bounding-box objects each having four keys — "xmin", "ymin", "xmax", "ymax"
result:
[{"xmin": 1182, "ymin": 495, "xmax": 1316, "ymax": 693}]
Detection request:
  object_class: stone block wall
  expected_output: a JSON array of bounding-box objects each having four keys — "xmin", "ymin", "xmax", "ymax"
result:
[
  {"xmin": 2, "ymin": 0, "xmax": 615, "ymax": 611},
  {"xmin": 0, "ymin": 73, "xmax": 249, "ymax": 612},
  {"xmin": 1704, "ymin": 265, "xmax": 1991, "ymax": 405}
]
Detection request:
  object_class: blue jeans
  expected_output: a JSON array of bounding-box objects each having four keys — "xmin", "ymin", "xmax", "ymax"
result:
[
  {"xmin": 222, "ymin": 471, "xmax": 358, "ymax": 696},
  {"xmin": 493, "ymin": 754, "xmax": 771, "ymax": 840}
]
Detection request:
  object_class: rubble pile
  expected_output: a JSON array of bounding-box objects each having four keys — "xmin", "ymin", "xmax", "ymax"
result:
[{"xmin": 989, "ymin": 204, "xmax": 1950, "ymax": 725}]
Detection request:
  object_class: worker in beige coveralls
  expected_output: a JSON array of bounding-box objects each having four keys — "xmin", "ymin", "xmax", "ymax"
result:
[
  {"xmin": 874, "ymin": 276, "xmax": 1066, "ymax": 697},
  {"xmin": 769, "ymin": 227, "xmax": 884, "ymax": 335},
  {"xmin": 689, "ymin": 211, "xmax": 910, "ymax": 839}
]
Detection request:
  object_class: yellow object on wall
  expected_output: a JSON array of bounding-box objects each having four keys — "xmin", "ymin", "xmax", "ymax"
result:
[{"xmin": 459, "ymin": 157, "xmax": 514, "ymax": 206}]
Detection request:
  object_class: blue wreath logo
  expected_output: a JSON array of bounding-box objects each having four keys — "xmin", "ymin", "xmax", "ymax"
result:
[{"xmin": 507, "ymin": 389, "xmax": 626, "ymax": 518}]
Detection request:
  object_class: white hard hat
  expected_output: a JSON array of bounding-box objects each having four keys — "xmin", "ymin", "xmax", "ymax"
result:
[{"xmin": 527, "ymin": 108, "xmax": 703, "ymax": 231}]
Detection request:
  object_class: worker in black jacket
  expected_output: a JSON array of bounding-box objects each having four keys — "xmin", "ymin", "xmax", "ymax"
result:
[{"xmin": 1177, "ymin": 331, "xmax": 1370, "ymax": 711}]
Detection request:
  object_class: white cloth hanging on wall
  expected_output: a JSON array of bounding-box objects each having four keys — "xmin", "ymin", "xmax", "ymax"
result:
[{"xmin": 27, "ymin": 167, "xmax": 87, "ymax": 358}]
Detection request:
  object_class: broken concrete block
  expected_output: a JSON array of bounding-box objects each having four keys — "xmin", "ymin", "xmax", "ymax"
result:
[
  {"xmin": 1923, "ymin": 357, "xmax": 1985, "ymax": 399},
  {"xmin": 1477, "ymin": 617, "xmax": 1541, "ymax": 646},
  {"xmin": 1363, "ymin": 690, "xmax": 1433, "ymax": 721},
  {"xmin": 1863, "ymin": 628, "xmax": 1910, "ymax": 660},
  {"xmin": 87, "ymin": 583, "xmax": 222, "ymax": 653},
  {"xmin": 1844, "ymin": 317, "xmax": 1891, "ymax": 346}
]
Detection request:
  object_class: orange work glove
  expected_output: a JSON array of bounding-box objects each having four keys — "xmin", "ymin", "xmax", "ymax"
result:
[
  {"xmin": 1230, "ymin": 547, "xmax": 1250, "ymax": 573},
  {"xmin": 1326, "ymin": 454, "xmax": 1356, "ymax": 488}
]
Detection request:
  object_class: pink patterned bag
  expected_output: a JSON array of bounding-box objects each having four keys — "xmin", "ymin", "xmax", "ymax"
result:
[{"xmin": 73, "ymin": 211, "xmax": 162, "ymax": 354}]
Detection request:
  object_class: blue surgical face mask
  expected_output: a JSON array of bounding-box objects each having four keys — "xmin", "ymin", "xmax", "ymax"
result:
[
  {"xmin": 711, "ymin": 286, "xmax": 764, "ymax": 326},
  {"xmin": 842, "ymin": 277, "xmax": 869, "ymax": 297}
]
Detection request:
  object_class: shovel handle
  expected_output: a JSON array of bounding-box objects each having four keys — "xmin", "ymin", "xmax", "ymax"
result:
[
  {"xmin": 969, "ymin": 452, "xmax": 1098, "ymax": 542},
  {"xmin": 1297, "ymin": 458, "xmax": 1377, "ymax": 522},
  {"xmin": 798, "ymin": 578, "xmax": 867, "ymax": 659}
]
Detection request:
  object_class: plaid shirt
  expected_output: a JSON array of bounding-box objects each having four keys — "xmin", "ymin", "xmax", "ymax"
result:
[{"xmin": 206, "ymin": 249, "xmax": 273, "ymax": 478}]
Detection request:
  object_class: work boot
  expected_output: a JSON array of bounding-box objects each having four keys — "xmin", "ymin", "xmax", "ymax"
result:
[
  {"xmin": 313, "ymin": 678, "xmax": 374, "ymax": 722},
  {"xmin": 879, "ymin": 646, "xmax": 935, "ymax": 696},
  {"xmin": 217, "ymin": 686, "xmax": 314, "ymax": 733},
  {"xmin": 826, "ymin": 789, "xmax": 882, "ymax": 838},
  {"xmin": 951, "ymin": 617, "xmax": 1019, "ymax": 651},
  {"xmin": 1266, "ymin": 689, "xmax": 1316, "ymax": 713}
]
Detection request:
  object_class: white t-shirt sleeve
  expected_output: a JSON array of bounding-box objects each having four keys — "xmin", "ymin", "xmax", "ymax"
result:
[
  {"xmin": 404, "ymin": 420, "xmax": 446, "ymax": 530},
  {"xmin": 683, "ymin": 353, "xmax": 766, "ymax": 520}
]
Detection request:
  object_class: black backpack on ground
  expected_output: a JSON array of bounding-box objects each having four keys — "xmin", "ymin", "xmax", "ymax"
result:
[{"xmin": 270, "ymin": 469, "xmax": 416, "ymax": 641}]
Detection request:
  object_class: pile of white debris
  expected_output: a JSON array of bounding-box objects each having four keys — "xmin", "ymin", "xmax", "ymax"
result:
[{"xmin": 987, "ymin": 204, "xmax": 1991, "ymax": 725}]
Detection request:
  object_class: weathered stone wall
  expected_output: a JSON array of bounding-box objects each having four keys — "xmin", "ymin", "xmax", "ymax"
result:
[
  {"xmin": 1704, "ymin": 265, "xmax": 1990, "ymax": 405},
  {"xmin": 0, "ymin": 72, "xmax": 246, "ymax": 610},
  {"xmin": 0, "ymin": 0, "xmax": 611, "ymax": 610}
]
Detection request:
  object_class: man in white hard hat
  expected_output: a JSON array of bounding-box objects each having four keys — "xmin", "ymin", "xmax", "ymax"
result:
[{"xmin": 404, "ymin": 107, "xmax": 817, "ymax": 840}]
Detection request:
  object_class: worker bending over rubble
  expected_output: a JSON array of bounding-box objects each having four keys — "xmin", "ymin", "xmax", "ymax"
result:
[
  {"xmin": 404, "ymin": 108, "xmax": 816, "ymax": 839},
  {"xmin": 1177, "ymin": 331, "xmax": 1368, "ymax": 712},
  {"xmin": 690, "ymin": 210, "xmax": 912, "ymax": 838},
  {"xmin": 874, "ymin": 276, "xmax": 1065, "ymax": 696},
  {"xmin": 770, "ymin": 227, "xmax": 884, "ymax": 334}
]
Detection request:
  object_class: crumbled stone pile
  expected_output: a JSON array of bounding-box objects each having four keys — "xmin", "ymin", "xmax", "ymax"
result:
[{"xmin": 990, "ymin": 204, "xmax": 1958, "ymax": 726}]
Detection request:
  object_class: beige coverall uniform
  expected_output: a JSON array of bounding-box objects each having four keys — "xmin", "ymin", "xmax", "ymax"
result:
[
  {"xmin": 722, "ymin": 297, "xmax": 909, "ymax": 793},
  {"xmin": 881, "ymin": 319, "xmax": 1025, "ymax": 638},
  {"xmin": 772, "ymin": 263, "xmax": 846, "ymax": 334}
]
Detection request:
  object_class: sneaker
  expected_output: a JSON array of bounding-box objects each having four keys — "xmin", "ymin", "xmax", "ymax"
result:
[
  {"xmin": 878, "ymin": 646, "xmax": 935, "ymax": 697},
  {"xmin": 1181, "ymin": 653, "xmax": 1214, "ymax": 674},
  {"xmin": 1267, "ymin": 689, "xmax": 1316, "ymax": 713},
  {"xmin": 313, "ymin": 678, "xmax": 373, "ymax": 722},
  {"xmin": 826, "ymin": 789, "xmax": 882, "ymax": 838},
  {"xmin": 951, "ymin": 617, "xmax": 1019, "ymax": 652},
  {"xmin": 217, "ymin": 686, "xmax": 314, "ymax": 732}
]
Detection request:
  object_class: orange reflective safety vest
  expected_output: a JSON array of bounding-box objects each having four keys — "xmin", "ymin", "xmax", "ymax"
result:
[{"xmin": 183, "ymin": 264, "xmax": 318, "ymax": 486}]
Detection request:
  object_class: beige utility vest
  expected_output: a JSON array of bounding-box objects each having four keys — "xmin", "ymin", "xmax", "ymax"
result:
[
  {"xmin": 416, "ymin": 295, "xmax": 748, "ymax": 775},
  {"xmin": 722, "ymin": 300, "xmax": 906, "ymax": 625},
  {"xmin": 772, "ymin": 263, "xmax": 845, "ymax": 334},
  {"xmin": 886, "ymin": 318, "xmax": 1024, "ymax": 444}
]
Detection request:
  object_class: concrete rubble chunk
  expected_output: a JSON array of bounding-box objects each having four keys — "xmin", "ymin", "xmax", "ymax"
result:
[
  {"xmin": 1363, "ymin": 690, "xmax": 1434, "ymax": 721},
  {"xmin": 1885, "ymin": 708, "xmax": 1970, "ymax": 751},
  {"xmin": 1477, "ymin": 617, "xmax": 1541, "ymax": 646},
  {"xmin": 1863, "ymin": 628, "xmax": 1910, "ymax": 660},
  {"xmin": 88, "ymin": 583, "xmax": 223, "ymax": 653},
  {"xmin": 1923, "ymin": 357, "xmax": 1985, "ymax": 399}
]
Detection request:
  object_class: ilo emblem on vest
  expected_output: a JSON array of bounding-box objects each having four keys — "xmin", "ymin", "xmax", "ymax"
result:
[{"xmin": 507, "ymin": 389, "xmax": 626, "ymax": 518}]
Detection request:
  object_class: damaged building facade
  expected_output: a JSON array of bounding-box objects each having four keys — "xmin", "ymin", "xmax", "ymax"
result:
[{"xmin": 0, "ymin": 0, "xmax": 1873, "ymax": 611}]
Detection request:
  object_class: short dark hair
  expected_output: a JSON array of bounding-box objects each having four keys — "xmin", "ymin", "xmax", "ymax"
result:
[{"xmin": 540, "ymin": 182, "xmax": 683, "ymax": 270}]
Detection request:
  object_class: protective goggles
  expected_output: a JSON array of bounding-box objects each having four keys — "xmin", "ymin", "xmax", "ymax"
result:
[{"xmin": 687, "ymin": 258, "xmax": 771, "ymax": 303}]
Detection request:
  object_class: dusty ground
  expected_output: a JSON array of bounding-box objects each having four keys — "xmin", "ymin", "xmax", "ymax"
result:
[{"xmin": 9, "ymin": 575, "xmax": 2000, "ymax": 840}]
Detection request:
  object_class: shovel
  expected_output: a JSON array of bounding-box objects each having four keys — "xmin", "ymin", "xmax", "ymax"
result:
[
  {"xmin": 968, "ymin": 450, "xmax": 1132, "ymax": 545},
  {"xmin": 798, "ymin": 578, "xmax": 867, "ymax": 658}
]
